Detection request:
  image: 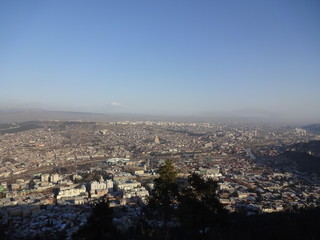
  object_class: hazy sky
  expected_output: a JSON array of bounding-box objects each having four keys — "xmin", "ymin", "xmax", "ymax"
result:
[{"xmin": 1, "ymin": 0, "xmax": 319, "ymax": 121}]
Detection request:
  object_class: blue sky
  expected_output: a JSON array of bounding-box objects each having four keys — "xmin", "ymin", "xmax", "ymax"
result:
[{"xmin": 0, "ymin": 0, "xmax": 319, "ymax": 121}]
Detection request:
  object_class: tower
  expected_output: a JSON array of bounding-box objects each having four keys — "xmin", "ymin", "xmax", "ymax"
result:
[{"xmin": 154, "ymin": 135, "xmax": 160, "ymax": 144}]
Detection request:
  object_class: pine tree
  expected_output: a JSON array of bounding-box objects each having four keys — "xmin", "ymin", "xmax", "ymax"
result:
[
  {"xmin": 72, "ymin": 198, "xmax": 119, "ymax": 240},
  {"xmin": 178, "ymin": 173, "xmax": 227, "ymax": 237},
  {"xmin": 147, "ymin": 160, "xmax": 179, "ymax": 234}
]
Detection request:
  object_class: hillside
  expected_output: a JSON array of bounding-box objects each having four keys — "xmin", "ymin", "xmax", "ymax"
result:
[
  {"xmin": 280, "ymin": 151, "xmax": 320, "ymax": 175},
  {"xmin": 303, "ymin": 124, "xmax": 320, "ymax": 134},
  {"xmin": 291, "ymin": 140, "xmax": 320, "ymax": 156}
]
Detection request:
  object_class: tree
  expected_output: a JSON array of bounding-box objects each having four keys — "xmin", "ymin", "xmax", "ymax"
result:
[
  {"xmin": 73, "ymin": 197, "xmax": 119, "ymax": 240},
  {"xmin": 178, "ymin": 173, "xmax": 227, "ymax": 237},
  {"xmin": 28, "ymin": 179, "xmax": 35, "ymax": 189},
  {"xmin": 147, "ymin": 160, "xmax": 179, "ymax": 234}
]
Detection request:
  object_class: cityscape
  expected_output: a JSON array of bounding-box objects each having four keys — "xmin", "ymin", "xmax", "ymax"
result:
[
  {"xmin": 0, "ymin": 120, "xmax": 319, "ymax": 238},
  {"xmin": 1, "ymin": 0, "xmax": 320, "ymax": 239}
]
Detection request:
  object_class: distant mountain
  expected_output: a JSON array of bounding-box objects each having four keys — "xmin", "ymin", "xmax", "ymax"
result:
[
  {"xmin": 0, "ymin": 108, "xmax": 267, "ymax": 124},
  {"xmin": 0, "ymin": 109, "xmax": 108, "ymax": 123},
  {"xmin": 303, "ymin": 124, "xmax": 320, "ymax": 134},
  {"xmin": 0, "ymin": 109, "xmax": 157, "ymax": 124}
]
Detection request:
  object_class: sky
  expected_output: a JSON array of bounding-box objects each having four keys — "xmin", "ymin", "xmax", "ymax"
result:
[{"xmin": 0, "ymin": 0, "xmax": 319, "ymax": 122}]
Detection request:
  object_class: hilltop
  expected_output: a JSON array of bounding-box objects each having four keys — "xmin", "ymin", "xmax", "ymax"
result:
[{"xmin": 303, "ymin": 124, "xmax": 320, "ymax": 134}]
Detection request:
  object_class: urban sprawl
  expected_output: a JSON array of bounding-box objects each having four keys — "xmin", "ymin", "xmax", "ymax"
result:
[{"xmin": 0, "ymin": 120, "xmax": 319, "ymax": 239}]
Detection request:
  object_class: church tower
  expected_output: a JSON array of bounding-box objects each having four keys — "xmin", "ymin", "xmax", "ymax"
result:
[{"xmin": 154, "ymin": 135, "xmax": 160, "ymax": 144}]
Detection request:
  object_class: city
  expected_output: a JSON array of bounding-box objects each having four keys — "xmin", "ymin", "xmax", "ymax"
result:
[
  {"xmin": 1, "ymin": 0, "xmax": 319, "ymax": 239},
  {"xmin": 0, "ymin": 120, "xmax": 319, "ymax": 238}
]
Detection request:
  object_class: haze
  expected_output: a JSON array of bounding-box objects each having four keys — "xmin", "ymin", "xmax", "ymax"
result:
[{"xmin": 1, "ymin": 1, "xmax": 319, "ymax": 122}]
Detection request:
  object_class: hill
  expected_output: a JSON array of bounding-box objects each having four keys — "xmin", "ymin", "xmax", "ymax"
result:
[
  {"xmin": 303, "ymin": 124, "xmax": 320, "ymax": 134},
  {"xmin": 291, "ymin": 140, "xmax": 320, "ymax": 156},
  {"xmin": 279, "ymin": 151, "xmax": 320, "ymax": 175}
]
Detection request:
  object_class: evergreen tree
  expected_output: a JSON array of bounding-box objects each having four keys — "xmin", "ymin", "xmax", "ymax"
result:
[
  {"xmin": 72, "ymin": 197, "xmax": 119, "ymax": 240},
  {"xmin": 178, "ymin": 173, "xmax": 227, "ymax": 237},
  {"xmin": 147, "ymin": 160, "xmax": 179, "ymax": 234}
]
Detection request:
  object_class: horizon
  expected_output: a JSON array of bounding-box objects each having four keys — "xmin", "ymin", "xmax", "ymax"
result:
[
  {"xmin": 1, "ymin": 1, "xmax": 320, "ymax": 122},
  {"xmin": 0, "ymin": 107, "xmax": 319, "ymax": 125}
]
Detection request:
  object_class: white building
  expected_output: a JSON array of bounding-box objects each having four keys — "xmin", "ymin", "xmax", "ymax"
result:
[
  {"xmin": 41, "ymin": 174, "xmax": 50, "ymax": 182},
  {"xmin": 122, "ymin": 186, "xmax": 149, "ymax": 200},
  {"xmin": 57, "ymin": 185, "xmax": 87, "ymax": 199},
  {"xmin": 115, "ymin": 180, "xmax": 141, "ymax": 191},
  {"xmin": 50, "ymin": 173, "xmax": 61, "ymax": 183},
  {"xmin": 90, "ymin": 181, "xmax": 106, "ymax": 192},
  {"xmin": 106, "ymin": 179, "xmax": 114, "ymax": 192}
]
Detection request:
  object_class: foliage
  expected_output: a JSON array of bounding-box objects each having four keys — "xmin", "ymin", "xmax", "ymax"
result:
[
  {"xmin": 28, "ymin": 179, "xmax": 35, "ymax": 189},
  {"xmin": 68, "ymin": 162, "xmax": 320, "ymax": 240},
  {"xmin": 75, "ymin": 170, "xmax": 110, "ymax": 183},
  {"xmin": 178, "ymin": 173, "xmax": 227, "ymax": 237},
  {"xmin": 72, "ymin": 198, "xmax": 120, "ymax": 240},
  {"xmin": 223, "ymin": 207, "xmax": 320, "ymax": 240},
  {"xmin": 147, "ymin": 160, "xmax": 179, "ymax": 231}
]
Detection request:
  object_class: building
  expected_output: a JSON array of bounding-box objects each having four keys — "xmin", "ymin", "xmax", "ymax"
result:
[
  {"xmin": 154, "ymin": 135, "xmax": 160, "ymax": 144},
  {"xmin": 115, "ymin": 180, "xmax": 141, "ymax": 191},
  {"xmin": 41, "ymin": 174, "xmax": 50, "ymax": 182},
  {"xmin": 57, "ymin": 185, "xmax": 87, "ymax": 199},
  {"xmin": 50, "ymin": 173, "xmax": 61, "ymax": 183}
]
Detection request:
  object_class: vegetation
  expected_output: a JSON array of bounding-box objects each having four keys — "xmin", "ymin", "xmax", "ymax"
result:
[
  {"xmin": 0, "ymin": 121, "xmax": 41, "ymax": 134},
  {"xmin": 147, "ymin": 159, "xmax": 179, "ymax": 233},
  {"xmin": 178, "ymin": 173, "xmax": 227, "ymax": 237},
  {"xmin": 280, "ymin": 151, "xmax": 320, "ymax": 175},
  {"xmin": 73, "ymin": 161, "xmax": 320, "ymax": 240},
  {"xmin": 72, "ymin": 198, "xmax": 120, "ymax": 240},
  {"xmin": 223, "ymin": 207, "xmax": 320, "ymax": 240},
  {"xmin": 74, "ymin": 170, "xmax": 110, "ymax": 183}
]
